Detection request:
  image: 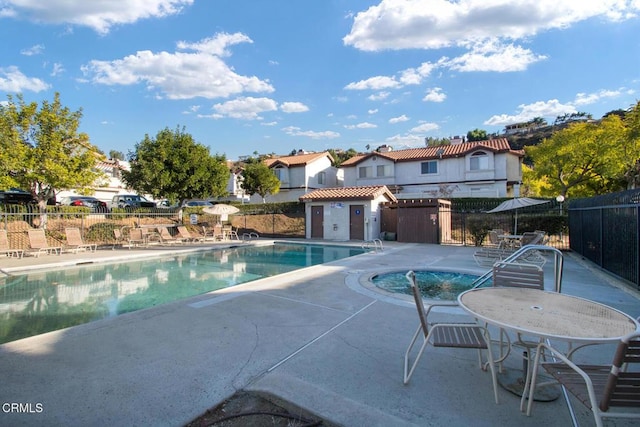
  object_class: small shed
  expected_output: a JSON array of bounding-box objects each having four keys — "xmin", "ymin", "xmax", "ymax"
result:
[
  {"xmin": 299, "ymin": 185, "xmax": 397, "ymax": 241},
  {"xmin": 379, "ymin": 199, "xmax": 451, "ymax": 243}
]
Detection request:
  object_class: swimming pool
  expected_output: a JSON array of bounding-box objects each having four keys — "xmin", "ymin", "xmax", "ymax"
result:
[
  {"xmin": 0, "ymin": 243, "xmax": 365, "ymax": 344},
  {"xmin": 370, "ymin": 270, "xmax": 482, "ymax": 301}
]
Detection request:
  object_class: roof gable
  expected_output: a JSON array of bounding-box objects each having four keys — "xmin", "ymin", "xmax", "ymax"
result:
[{"xmin": 264, "ymin": 151, "xmax": 334, "ymax": 168}]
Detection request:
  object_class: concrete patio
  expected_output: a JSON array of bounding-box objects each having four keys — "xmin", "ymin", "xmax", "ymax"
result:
[{"xmin": 1, "ymin": 241, "xmax": 639, "ymax": 426}]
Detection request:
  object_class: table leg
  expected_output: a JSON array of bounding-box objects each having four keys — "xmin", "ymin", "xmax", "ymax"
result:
[{"xmin": 498, "ymin": 351, "xmax": 560, "ymax": 402}]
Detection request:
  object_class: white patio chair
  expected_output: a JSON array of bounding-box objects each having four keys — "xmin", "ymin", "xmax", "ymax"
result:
[{"xmin": 403, "ymin": 271, "xmax": 499, "ymax": 404}]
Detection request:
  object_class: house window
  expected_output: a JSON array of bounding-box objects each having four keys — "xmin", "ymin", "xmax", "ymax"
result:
[
  {"xmin": 273, "ymin": 167, "xmax": 283, "ymax": 180},
  {"xmin": 317, "ymin": 171, "xmax": 326, "ymax": 185},
  {"xmin": 470, "ymin": 152, "xmax": 489, "ymax": 170},
  {"xmin": 376, "ymin": 165, "xmax": 391, "ymax": 177},
  {"xmin": 421, "ymin": 161, "xmax": 438, "ymax": 174},
  {"xmin": 359, "ymin": 166, "xmax": 372, "ymax": 178}
]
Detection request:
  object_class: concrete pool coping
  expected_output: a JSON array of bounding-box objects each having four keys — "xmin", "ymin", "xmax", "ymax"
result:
[{"xmin": 1, "ymin": 240, "xmax": 639, "ymax": 426}]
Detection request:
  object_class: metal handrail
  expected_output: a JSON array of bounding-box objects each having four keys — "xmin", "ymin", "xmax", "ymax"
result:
[
  {"xmin": 361, "ymin": 238, "xmax": 384, "ymax": 252},
  {"xmin": 471, "ymin": 245, "xmax": 564, "ymax": 292}
]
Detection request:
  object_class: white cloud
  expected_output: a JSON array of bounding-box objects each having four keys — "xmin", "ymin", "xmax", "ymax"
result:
[
  {"xmin": 2, "ymin": 0, "xmax": 193, "ymax": 34},
  {"xmin": 0, "ymin": 66, "xmax": 49, "ymax": 92},
  {"xmin": 445, "ymin": 41, "xmax": 547, "ymax": 72},
  {"xmin": 344, "ymin": 0, "xmax": 639, "ymax": 52},
  {"xmin": 81, "ymin": 33, "xmax": 274, "ymax": 100},
  {"xmin": 368, "ymin": 109, "xmax": 378, "ymax": 114},
  {"xmin": 367, "ymin": 91, "xmax": 390, "ymax": 101},
  {"xmin": 280, "ymin": 102, "xmax": 309, "ymax": 113},
  {"xmin": 410, "ymin": 122, "xmax": 440, "ymax": 133},
  {"xmin": 484, "ymin": 99, "xmax": 576, "ymax": 126},
  {"xmin": 282, "ymin": 126, "xmax": 340, "ymax": 139},
  {"xmin": 206, "ymin": 97, "xmax": 278, "ymax": 120},
  {"xmin": 389, "ymin": 114, "xmax": 409, "ymax": 124},
  {"xmin": 50, "ymin": 62, "xmax": 65, "ymax": 76},
  {"xmin": 573, "ymin": 89, "xmax": 622, "ymax": 106},
  {"xmin": 385, "ymin": 133, "xmax": 428, "ymax": 148},
  {"xmin": 261, "ymin": 121, "xmax": 278, "ymax": 126},
  {"xmin": 423, "ymin": 87, "xmax": 446, "ymax": 103},
  {"xmin": 20, "ymin": 44, "xmax": 44, "ymax": 56},
  {"xmin": 345, "ymin": 75, "xmax": 400, "ymax": 90},
  {"xmin": 344, "ymin": 122, "xmax": 377, "ymax": 129}
]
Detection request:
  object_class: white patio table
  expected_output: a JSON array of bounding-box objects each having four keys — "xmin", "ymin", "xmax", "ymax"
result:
[{"xmin": 457, "ymin": 287, "xmax": 639, "ymax": 406}]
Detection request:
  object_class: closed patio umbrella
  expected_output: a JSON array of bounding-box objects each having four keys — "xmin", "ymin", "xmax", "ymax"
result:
[{"xmin": 486, "ymin": 197, "xmax": 550, "ymax": 234}]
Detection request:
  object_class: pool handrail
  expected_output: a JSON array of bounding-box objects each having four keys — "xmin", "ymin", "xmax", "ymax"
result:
[
  {"xmin": 471, "ymin": 245, "xmax": 564, "ymax": 292},
  {"xmin": 361, "ymin": 239, "xmax": 384, "ymax": 252}
]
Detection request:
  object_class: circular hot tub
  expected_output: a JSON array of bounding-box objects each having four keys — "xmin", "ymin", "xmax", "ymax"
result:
[{"xmin": 370, "ymin": 270, "xmax": 481, "ymax": 301}]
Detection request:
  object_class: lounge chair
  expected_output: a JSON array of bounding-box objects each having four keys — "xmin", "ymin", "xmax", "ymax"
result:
[
  {"xmin": 64, "ymin": 227, "xmax": 97, "ymax": 253},
  {"xmin": 157, "ymin": 226, "xmax": 183, "ymax": 244},
  {"xmin": 0, "ymin": 229, "xmax": 24, "ymax": 258},
  {"xmin": 27, "ymin": 229, "xmax": 62, "ymax": 257},
  {"xmin": 177, "ymin": 226, "xmax": 204, "ymax": 243},
  {"xmin": 126, "ymin": 228, "xmax": 146, "ymax": 249},
  {"xmin": 526, "ymin": 331, "xmax": 640, "ymax": 426},
  {"xmin": 403, "ymin": 270, "xmax": 499, "ymax": 404}
]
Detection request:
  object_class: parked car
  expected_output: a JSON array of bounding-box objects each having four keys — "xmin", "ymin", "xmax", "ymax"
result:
[
  {"xmin": 111, "ymin": 194, "xmax": 156, "ymax": 209},
  {"xmin": 182, "ymin": 199, "xmax": 215, "ymax": 207},
  {"xmin": 58, "ymin": 196, "xmax": 109, "ymax": 213},
  {"xmin": 0, "ymin": 188, "xmax": 36, "ymax": 205}
]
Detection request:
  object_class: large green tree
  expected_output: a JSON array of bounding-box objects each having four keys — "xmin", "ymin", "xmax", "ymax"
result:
[
  {"xmin": 122, "ymin": 126, "xmax": 228, "ymax": 203},
  {"xmin": 240, "ymin": 159, "xmax": 280, "ymax": 203},
  {"xmin": 0, "ymin": 92, "xmax": 104, "ymax": 215},
  {"xmin": 467, "ymin": 128, "xmax": 488, "ymax": 141},
  {"xmin": 526, "ymin": 114, "xmax": 633, "ymax": 198}
]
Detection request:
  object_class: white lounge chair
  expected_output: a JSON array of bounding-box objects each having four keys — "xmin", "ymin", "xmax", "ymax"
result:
[
  {"xmin": 0, "ymin": 229, "xmax": 24, "ymax": 258},
  {"xmin": 27, "ymin": 229, "xmax": 62, "ymax": 257},
  {"xmin": 64, "ymin": 227, "xmax": 97, "ymax": 253}
]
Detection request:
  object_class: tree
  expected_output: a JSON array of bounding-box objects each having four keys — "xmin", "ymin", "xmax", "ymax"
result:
[
  {"xmin": 327, "ymin": 148, "xmax": 358, "ymax": 167},
  {"xmin": 526, "ymin": 115, "xmax": 631, "ymax": 198},
  {"xmin": 425, "ymin": 137, "xmax": 451, "ymax": 146},
  {"xmin": 467, "ymin": 128, "xmax": 488, "ymax": 141},
  {"xmin": 240, "ymin": 161, "xmax": 280, "ymax": 203},
  {"xmin": 0, "ymin": 93, "xmax": 104, "ymax": 222},
  {"xmin": 122, "ymin": 126, "xmax": 229, "ymax": 204},
  {"xmin": 109, "ymin": 150, "xmax": 125, "ymax": 160},
  {"xmin": 622, "ymin": 101, "xmax": 640, "ymax": 188}
]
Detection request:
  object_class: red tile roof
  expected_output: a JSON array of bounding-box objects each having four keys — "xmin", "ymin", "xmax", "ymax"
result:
[
  {"xmin": 299, "ymin": 185, "xmax": 397, "ymax": 202},
  {"xmin": 340, "ymin": 138, "xmax": 522, "ymax": 167},
  {"xmin": 264, "ymin": 151, "xmax": 334, "ymax": 168}
]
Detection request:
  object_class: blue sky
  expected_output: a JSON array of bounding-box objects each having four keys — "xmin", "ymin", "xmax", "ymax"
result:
[{"xmin": 1, "ymin": 0, "xmax": 639, "ymax": 161}]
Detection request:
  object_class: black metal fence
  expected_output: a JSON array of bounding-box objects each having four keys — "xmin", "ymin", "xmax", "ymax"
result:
[
  {"xmin": 440, "ymin": 198, "xmax": 569, "ymax": 250},
  {"xmin": 569, "ymin": 189, "xmax": 640, "ymax": 289}
]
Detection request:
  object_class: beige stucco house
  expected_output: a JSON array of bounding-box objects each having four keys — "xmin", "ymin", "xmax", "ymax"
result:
[{"xmin": 340, "ymin": 138, "xmax": 524, "ymax": 198}]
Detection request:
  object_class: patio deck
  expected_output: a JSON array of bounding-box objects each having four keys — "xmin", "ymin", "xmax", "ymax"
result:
[{"xmin": 0, "ymin": 241, "xmax": 638, "ymax": 426}]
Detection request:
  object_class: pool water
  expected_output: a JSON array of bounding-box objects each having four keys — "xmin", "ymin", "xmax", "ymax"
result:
[
  {"xmin": 0, "ymin": 243, "xmax": 365, "ymax": 344},
  {"xmin": 371, "ymin": 270, "xmax": 482, "ymax": 301}
]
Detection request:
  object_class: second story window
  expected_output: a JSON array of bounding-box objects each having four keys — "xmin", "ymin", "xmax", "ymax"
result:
[
  {"xmin": 421, "ymin": 161, "xmax": 438, "ymax": 174},
  {"xmin": 359, "ymin": 166, "xmax": 372, "ymax": 178},
  {"xmin": 470, "ymin": 152, "xmax": 489, "ymax": 170},
  {"xmin": 377, "ymin": 165, "xmax": 391, "ymax": 177},
  {"xmin": 317, "ymin": 171, "xmax": 326, "ymax": 185},
  {"xmin": 273, "ymin": 167, "xmax": 283, "ymax": 180}
]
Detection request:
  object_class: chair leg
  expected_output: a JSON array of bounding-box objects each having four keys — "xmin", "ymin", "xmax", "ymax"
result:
[{"xmin": 403, "ymin": 324, "xmax": 426, "ymax": 384}]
